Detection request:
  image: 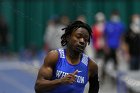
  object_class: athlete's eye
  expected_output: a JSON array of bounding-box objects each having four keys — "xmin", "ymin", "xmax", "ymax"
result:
[
  {"xmin": 84, "ymin": 38, "xmax": 88, "ymax": 42},
  {"xmin": 76, "ymin": 34, "xmax": 81, "ymax": 38}
]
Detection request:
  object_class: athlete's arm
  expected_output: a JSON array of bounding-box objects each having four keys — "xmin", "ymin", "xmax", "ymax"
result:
[
  {"xmin": 34, "ymin": 50, "xmax": 60, "ymax": 93},
  {"xmin": 88, "ymin": 59, "xmax": 99, "ymax": 93},
  {"xmin": 34, "ymin": 50, "xmax": 77, "ymax": 93}
]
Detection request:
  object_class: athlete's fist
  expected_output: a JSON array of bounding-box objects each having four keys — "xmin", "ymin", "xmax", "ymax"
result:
[{"xmin": 60, "ymin": 70, "xmax": 78, "ymax": 84}]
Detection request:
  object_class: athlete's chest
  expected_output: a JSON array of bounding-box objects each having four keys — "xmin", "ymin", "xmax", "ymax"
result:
[
  {"xmin": 55, "ymin": 60, "xmax": 88, "ymax": 84},
  {"xmin": 54, "ymin": 49, "xmax": 89, "ymax": 85}
]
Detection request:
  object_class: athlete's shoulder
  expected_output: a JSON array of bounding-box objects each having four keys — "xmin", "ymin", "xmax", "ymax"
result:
[
  {"xmin": 88, "ymin": 58, "xmax": 98, "ymax": 76},
  {"xmin": 89, "ymin": 58, "xmax": 98, "ymax": 68},
  {"xmin": 44, "ymin": 49, "xmax": 59, "ymax": 66},
  {"xmin": 82, "ymin": 53, "xmax": 97, "ymax": 66},
  {"xmin": 48, "ymin": 49, "xmax": 59, "ymax": 58}
]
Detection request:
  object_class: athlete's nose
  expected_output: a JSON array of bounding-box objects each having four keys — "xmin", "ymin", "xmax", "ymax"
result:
[{"xmin": 79, "ymin": 38, "xmax": 85, "ymax": 45}]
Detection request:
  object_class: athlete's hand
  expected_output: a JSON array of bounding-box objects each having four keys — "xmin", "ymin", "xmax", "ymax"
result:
[{"xmin": 60, "ymin": 70, "xmax": 78, "ymax": 84}]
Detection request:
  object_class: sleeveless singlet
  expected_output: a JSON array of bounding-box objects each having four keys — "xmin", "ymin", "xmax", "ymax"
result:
[{"xmin": 47, "ymin": 48, "xmax": 89, "ymax": 93}]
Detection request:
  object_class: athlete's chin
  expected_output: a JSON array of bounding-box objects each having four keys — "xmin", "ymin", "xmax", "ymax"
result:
[{"xmin": 76, "ymin": 48, "xmax": 85, "ymax": 53}]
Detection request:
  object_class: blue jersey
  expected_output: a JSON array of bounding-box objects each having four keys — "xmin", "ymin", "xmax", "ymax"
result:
[
  {"xmin": 47, "ymin": 48, "xmax": 89, "ymax": 93},
  {"xmin": 104, "ymin": 21, "xmax": 125, "ymax": 49}
]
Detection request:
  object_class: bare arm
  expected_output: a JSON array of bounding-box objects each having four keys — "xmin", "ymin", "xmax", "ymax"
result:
[
  {"xmin": 34, "ymin": 50, "xmax": 78, "ymax": 93},
  {"xmin": 34, "ymin": 50, "xmax": 60, "ymax": 93},
  {"xmin": 88, "ymin": 59, "xmax": 99, "ymax": 93}
]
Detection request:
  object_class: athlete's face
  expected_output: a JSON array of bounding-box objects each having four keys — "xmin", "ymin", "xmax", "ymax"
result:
[{"xmin": 67, "ymin": 27, "xmax": 89, "ymax": 53}]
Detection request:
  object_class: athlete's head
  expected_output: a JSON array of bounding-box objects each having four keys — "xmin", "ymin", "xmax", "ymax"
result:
[{"xmin": 61, "ymin": 20, "xmax": 92, "ymax": 53}]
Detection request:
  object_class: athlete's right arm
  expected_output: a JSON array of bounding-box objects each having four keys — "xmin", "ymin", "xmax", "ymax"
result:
[
  {"xmin": 34, "ymin": 50, "xmax": 77, "ymax": 93},
  {"xmin": 34, "ymin": 50, "xmax": 61, "ymax": 93}
]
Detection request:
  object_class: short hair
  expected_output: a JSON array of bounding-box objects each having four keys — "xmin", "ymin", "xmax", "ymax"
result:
[{"xmin": 61, "ymin": 20, "xmax": 92, "ymax": 46}]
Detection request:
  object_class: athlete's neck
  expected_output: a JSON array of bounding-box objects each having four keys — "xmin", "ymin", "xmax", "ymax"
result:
[{"xmin": 65, "ymin": 48, "xmax": 82, "ymax": 65}]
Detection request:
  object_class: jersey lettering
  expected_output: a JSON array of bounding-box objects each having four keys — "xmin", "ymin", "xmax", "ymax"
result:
[{"xmin": 56, "ymin": 70, "xmax": 85, "ymax": 84}]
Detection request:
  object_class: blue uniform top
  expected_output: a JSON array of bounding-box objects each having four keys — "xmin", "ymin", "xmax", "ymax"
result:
[
  {"xmin": 46, "ymin": 48, "xmax": 89, "ymax": 93},
  {"xmin": 104, "ymin": 21, "xmax": 125, "ymax": 49}
]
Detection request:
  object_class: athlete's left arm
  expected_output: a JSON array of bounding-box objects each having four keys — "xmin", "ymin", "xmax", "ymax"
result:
[{"xmin": 88, "ymin": 59, "xmax": 99, "ymax": 93}]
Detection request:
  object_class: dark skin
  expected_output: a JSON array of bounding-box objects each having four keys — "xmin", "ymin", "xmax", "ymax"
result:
[{"xmin": 35, "ymin": 27, "xmax": 99, "ymax": 93}]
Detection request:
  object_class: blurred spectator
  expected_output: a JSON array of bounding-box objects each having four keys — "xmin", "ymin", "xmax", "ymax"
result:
[
  {"xmin": 124, "ymin": 14, "xmax": 140, "ymax": 70},
  {"xmin": 76, "ymin": 15, "xmax": 86, "ymax": 23},
  {"xmin": 44, "ymin": 15, "xmax": 70, "ymax": 52},
  {"xmin": 60, "ymin": 15, "xmax": 70, "ymax": 26},
  {"xmin": 102, "ymin": 10, "xmax": 125, "ymax": 79},
  {"xmin": 91, "ymin": 12, "xmax": 106, "ymax": 58},
  {"xmin": 0, "ymin": 14, "xmax": 9, "ymax": 55}
]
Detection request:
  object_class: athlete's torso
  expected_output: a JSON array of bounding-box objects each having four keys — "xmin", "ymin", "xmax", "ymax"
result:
[{"xmin": 47, "ymin": 48, "xmax": 89, "ymax": 93}]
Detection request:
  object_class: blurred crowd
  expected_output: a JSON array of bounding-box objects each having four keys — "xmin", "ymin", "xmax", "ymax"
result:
[
  {"xmin": 0, "ymin": 14, "xmax": 9, "ymax": 55},
  {"xmin": 0, "ymin": 10, "xmax": 140, "ymax": 71},
  {"xmin": 0, "ymin": 9, "xmax": 140, "ymax": 93}
]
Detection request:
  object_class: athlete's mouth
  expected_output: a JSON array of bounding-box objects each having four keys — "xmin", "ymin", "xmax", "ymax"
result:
[{"xmin": 76, "ymin": 45, "xmax": 85, "ymax": 52}]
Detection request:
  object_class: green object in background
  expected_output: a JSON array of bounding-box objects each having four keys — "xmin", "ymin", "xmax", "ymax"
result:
[{"xmin": 0, "ymin": 0, "xmax": 139, "ymax": 52}]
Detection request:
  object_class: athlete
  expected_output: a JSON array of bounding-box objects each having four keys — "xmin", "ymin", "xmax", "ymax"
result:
[{"xmin": 34, "ymin": 21, "xmax": 99, "ymax": 93}]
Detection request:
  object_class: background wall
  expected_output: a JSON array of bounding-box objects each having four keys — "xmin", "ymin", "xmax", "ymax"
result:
[{"xmin": 0, "ymin": 0, "xmax": 139, "ymax": 52}]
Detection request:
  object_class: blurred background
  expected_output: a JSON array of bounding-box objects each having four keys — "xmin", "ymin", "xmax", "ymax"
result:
[{"xmin": 0, "ymin": 0, "xmax": 140, "ymax": 93}]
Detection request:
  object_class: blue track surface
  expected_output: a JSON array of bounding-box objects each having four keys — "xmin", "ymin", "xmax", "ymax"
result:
[{"xmin": 0, "ymin": 62, "xmax": 37, "ymax": 93}]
